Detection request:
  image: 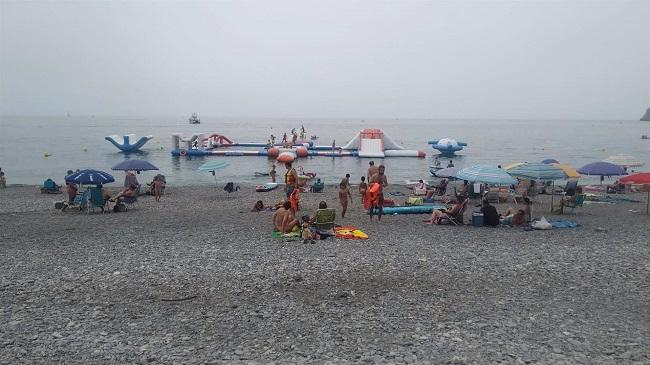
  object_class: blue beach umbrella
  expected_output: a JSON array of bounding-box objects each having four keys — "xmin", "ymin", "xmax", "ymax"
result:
[
  {"xmin": 65, "ymin": 169, "xmax": 115, "ymax": 185},
  {"xmin": 541, "ymin": 158, "xmax": 559, "ymax": 164},
  {"xmin": 456, "ymin": 165, "xmax": 517, "ymax": 185},
  {"xmin": 111, "ymin": 159, "xmax": 159, "ymax": 171},
  {"xmin": 577, "ymin": 162, "xmax": 627, "ymax": 176}
]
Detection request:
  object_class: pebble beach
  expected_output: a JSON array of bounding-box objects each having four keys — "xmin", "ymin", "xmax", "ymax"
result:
[{"xmin": 1, "ymin": 184, "xmax": 649, "ymax": 364}]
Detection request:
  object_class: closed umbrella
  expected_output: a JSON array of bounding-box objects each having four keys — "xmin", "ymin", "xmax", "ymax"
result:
[
  {"xmin": 604, "ymin": 154, "xmax": 645, "ymax": 168},
  {"xmin": 506, "ymin": 162, "xmax": 568, "ymax": 210},
  {"xmin": 619, "ymin": 172, "xmax": 650, "ymax": 214},
  {"xmin": 111, "ymin": 159, "xmax": 159, "ymax": 171},
  {"xmin": 456, "ymin": 165, "xmax": 517, "ymax": 185}
]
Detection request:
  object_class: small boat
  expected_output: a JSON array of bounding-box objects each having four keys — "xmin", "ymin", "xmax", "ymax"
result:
[
  {"xmin": 256, "ymin": 182, "xmax": 278, "ymax": 192},
  {"xmin": 310, "ymin": 135, "xmax": 318, "ymax": 140},
  {"xmin": 188, "ymin": 113, "xmax": 200, "ymax": 124},
  {"xmin": 642, "ymin": 135, "xmax": 649, "ymax": 140}
]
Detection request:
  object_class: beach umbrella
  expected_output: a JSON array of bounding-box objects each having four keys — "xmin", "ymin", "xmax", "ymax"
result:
[
  {"xmin": 506, "ymin": 162, "xmax": 568, "ymax": 210},
  {"xmin": 506, "ymin": 162, "xmax": 567, "ymax": 181},
  {"xmin": 434, "ymin": 166, "xmax": 461, "ymax": 178},
  {"xmin": 456, "ymin": 165, "xmax": 517, "ymax": 185},
  {"xmin": 198, "ymin": 161, "xmax": 230, "ymax": 186},
  {"xmin": 577, "ymin": 162, "xmax": 627, "ymax": 176},
  {"xmin": 541, "ymin": 158, "xmax": 559, "ymax": 164},
  {"xmin": 503, "ymin": 162, "xmax": 526, "ymax": 170},
  {"xmin": 619, "ymin": 172, "xmax": 650, "ymax": 214},
  {"xmin": 65, "ymin": 169, "xmax": 115, "ymax": 185},
  {"xmin": 604, "ymin": 154, "xmax": 645, "ymax": 168},
  {"xmin": 553, "ymin": 163, "xmax": 581, "ymax": 179},
  {"xmin": 111, "ymin": 159, "xmax": 159, "ymax": 171}
]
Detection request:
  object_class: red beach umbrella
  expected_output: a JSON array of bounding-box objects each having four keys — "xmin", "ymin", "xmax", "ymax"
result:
[{"xmin": 619, "ymin": 173, "xmax": 650, "ymax": 214}]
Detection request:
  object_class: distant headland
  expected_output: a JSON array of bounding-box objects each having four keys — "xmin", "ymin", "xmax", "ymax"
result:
[{"xmin": 642, "ymin": 108, "xmax": 650, "ymax": 121}]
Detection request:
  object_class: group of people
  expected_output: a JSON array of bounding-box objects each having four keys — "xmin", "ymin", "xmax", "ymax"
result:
[{"xmin": 271, "ymin": 125, "xmax": 307, "ymax": 148}]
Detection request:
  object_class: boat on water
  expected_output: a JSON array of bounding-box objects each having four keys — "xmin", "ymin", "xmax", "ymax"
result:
[
  {"xmin": 310, "ymin": 135, "xmax": 318, "ymax": 140},
  {"xmin": 188, "ymin": 113, "xmax": 200, "ymax": 124}
]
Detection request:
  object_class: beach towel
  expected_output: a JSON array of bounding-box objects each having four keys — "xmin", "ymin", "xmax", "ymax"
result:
[
  {"xmin": 548, "ymin": 219, "xmax": 580, "ymax": 228},
  {"xmin": 272, "ymin": 225, "xmax": 301, "ymax": 239},
  {"xmin": 335, "ymin": 226, "xmax": 369, "ymax": 240}
]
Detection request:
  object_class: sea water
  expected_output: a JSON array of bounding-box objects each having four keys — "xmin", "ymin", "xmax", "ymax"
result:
[{"xmin": 1, "ymin": 116, "xmax": 648, "ymax": 186}]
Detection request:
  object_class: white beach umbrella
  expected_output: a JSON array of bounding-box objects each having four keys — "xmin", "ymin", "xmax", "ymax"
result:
[{"xmin": 604, "ymin": 154, "xmax": 645, "ymax": 168}]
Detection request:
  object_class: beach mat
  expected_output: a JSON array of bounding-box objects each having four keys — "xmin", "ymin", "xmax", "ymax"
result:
[
  {"xmin": 548, "ymin": 219, "xmax": 580, "ymax": 228},
  {"xmin": 335, "ymin": 226, "xmax": 368, "ymax": 240}
]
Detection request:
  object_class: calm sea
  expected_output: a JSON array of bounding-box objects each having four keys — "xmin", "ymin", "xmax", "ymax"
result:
[{"xmin": 1, "ymin": 116, "xmax": 648, "ymax": 186}]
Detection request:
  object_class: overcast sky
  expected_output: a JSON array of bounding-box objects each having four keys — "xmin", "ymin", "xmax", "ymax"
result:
[{"xmin": 1, "ymin": 0, "xmax": 649, "ymax": 119}]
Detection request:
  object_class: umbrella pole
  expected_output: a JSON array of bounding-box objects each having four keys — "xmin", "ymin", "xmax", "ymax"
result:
[
  {"xmin": 647, "ymin": 189, "xmax": 649, "ymax": 215},
  {"xmin": 550, "ymin": 181, "xmax": 554, "ymax": 212}
]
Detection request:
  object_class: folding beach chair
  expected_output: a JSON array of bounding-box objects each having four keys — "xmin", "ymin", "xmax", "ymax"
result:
[
  {"xmin": 63, "ymin": 190, "xmax": 88, "ymax": 212},
  {"xmin": 439, "ymin": 198, "xmax": 469, "ymax": 225},
  {"xmin": 484, "ymin": 187, "xmax": 500, "ymax": 204},
  {"xmin": 564, "ymin": 194, "xmax": 585, "ymax": 214},
  {"xmin": 314, "ymin": 208, "xmax": 336, "ymax": 234},
  {"xmin": 89, "ymin": 187, "xmax": 108, "ymax": 214}
]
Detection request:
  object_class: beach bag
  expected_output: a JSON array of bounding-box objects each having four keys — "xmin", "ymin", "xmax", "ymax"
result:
[
  {"xmin": 113, "ymin": 203, "xmax": 127, "ymax": 213},
  {"xmin": 531, "ymin": 216, "xmax": 552, "ymax": 230}
]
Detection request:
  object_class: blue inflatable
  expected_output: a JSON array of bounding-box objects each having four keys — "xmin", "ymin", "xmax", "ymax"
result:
[
  {"xmin": 369, "ymin": 205, "xmax": 446, "ymax": 215},
  {"xmin": 105, "ymin": 134, "xmax": 153, "ymax": 153},
  {"xmin": 428, "ymin": 138, "xmax": 467, "ymax": 156}
]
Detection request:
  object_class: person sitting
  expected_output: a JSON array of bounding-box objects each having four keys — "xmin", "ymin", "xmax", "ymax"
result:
[
  {"xmin": 41, "ymin": 178, "xmax": 62, "ymax": 194},
  {"xmin": 456, "ymin": 180, "xmax": 469, "ymax": 200},
  {"xmin": 310, "ymin": 178, "xmax": 325, "ymax": 193},
  {"xmin": 555, "ymin": 186, "xmax": 583, "ymax": 214},
  {"xmin": 424, "ymin": 199, "xmax": 464, "ymax": 225},
  {"xmin": 252, "ymin": 200, "xmax": 265, "ymax": 212},
  {"xmin": 300, "ymin": 215, "xmax": 319, "ymax": 244},
  {"xmin": 272, "ymin": 201, "xmax": 289, "ymax": 231},
  {"xmin": 504, "ymin": 197, "xmax": 532, "ymax": 223},
  {"xmin": 66, "ymin": 181, "xmax": 78, "ymax": 203},
  {"xmin": 110, "ymin": 184, "xmax": 137, "ymax": 203},
  {"xmin": 413, "ymin": 179, "xmax": 427, "ymax": 196},
  {"xmin": 502, "ymin": 209, "xmax": 527, "ymax": 226},
  {"xmin": 607, "ymin": 180, "xmax": 625, "ymax": 194},
  {"xmin": 480, "ymin": 199, "xmax": 500, "ymax": 227},
  {"xmin": 280, "ymin": 201, "xmax": 299, "ymax": 233}
]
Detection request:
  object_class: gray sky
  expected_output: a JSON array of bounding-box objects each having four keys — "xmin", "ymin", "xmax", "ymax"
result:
[{"xmin": 1, "ymin": 0, "xmax": 649, "ymax": 119}]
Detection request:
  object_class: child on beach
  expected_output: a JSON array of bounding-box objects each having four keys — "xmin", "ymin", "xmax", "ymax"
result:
[
  {"xmin": 338, "ymin": 181, "xmax": 352, "ymax": 218},
  {"xmin": 300, "ymin": 215, "xmax": 318, "ymax": 244},
  {"xmin": 153, "ymin": 177, "xmax": 164, "ymax": 202},
  {"xmin": 359, "ymin": 176, "xmax": 367, "ymax": 204}
]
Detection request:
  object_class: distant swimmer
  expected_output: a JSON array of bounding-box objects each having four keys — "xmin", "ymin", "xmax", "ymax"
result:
[{"xmin": 447, "ymin": 160, "xmax": 454, "ymax": 168}]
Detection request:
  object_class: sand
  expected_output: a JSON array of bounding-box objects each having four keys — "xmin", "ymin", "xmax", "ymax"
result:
[{"xmin": 1, "ymin": 183, "xmax": 649, "ymax": 364}]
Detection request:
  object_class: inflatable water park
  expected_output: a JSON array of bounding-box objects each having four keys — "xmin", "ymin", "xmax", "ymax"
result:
[
  {"xmin": 428, "ymin": 138, "xmax": 467, "ymax": 156},
  {"xmin": 105, "ymin": 134, "xmax": 154, "ymax": 152},
  {"xmin": 170, "ymin": 129, "xmax": 426, "ymax": 162}
]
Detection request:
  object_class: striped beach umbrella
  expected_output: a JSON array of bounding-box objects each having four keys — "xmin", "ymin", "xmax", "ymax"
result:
[
  {"xmin": 553, "ymin": 163, "xmax": 581, "ymax": 179},
  {"xmin": 541, "ymin": 158, "xmax": 560, "ymax": 164},
  {"xmin": 505, "ymin": 162, "xmax": 567, "ymax": 181},
  {"xmin": 456, "ymin": 165, "xmax": 517, "ymax": 185}
]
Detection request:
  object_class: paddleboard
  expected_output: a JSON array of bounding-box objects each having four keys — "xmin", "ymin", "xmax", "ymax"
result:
[{"xmin": 256, "ymin": 182, "xmax": 279, "ymax": 192}]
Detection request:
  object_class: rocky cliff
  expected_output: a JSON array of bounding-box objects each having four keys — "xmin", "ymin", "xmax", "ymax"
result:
[{"xmin": 642, "ymin": 108, "xmax": 650, "ymax": 121}]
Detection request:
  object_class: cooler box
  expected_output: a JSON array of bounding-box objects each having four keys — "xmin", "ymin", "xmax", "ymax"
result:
[{"xmin": 472, "ymin": 212, "xmax": 484, "ymax": 227}]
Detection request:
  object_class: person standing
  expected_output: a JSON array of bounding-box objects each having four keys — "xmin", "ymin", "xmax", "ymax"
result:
[
  {"xmin": 358, "ymin": 176, "xmax": 368, "ymax": 204},
  {"xmin": 434, "ymin": 157, "xmax": 441, "ymax": 168},
  {"xmin": 340, "ymin": 173, "xmax": 351, "ymax": 188},
  {"xmin": 270, "ymin": 164, "xmax": 277, "ymax": 183},
  {"xmin": 367, "ymin": 161, "xmax": 379, "ymax": 182},
  {"xmin": 0, "ymin": 168, "xmax": 5, "ymax": 189},
  {"xmin": 284, "ymin": 162, "xmax": 298, "ymax": 199},
  {"xmin": 153, "ymin": 176, "xmax": 164, "ymax": 202},
  {"xmin": 369, "ymin": 165, "xmax": 388, "ymax": 222},
  {"xmin": 338, "ymin": 181, "xmax": 353, "ymax": 218}
]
